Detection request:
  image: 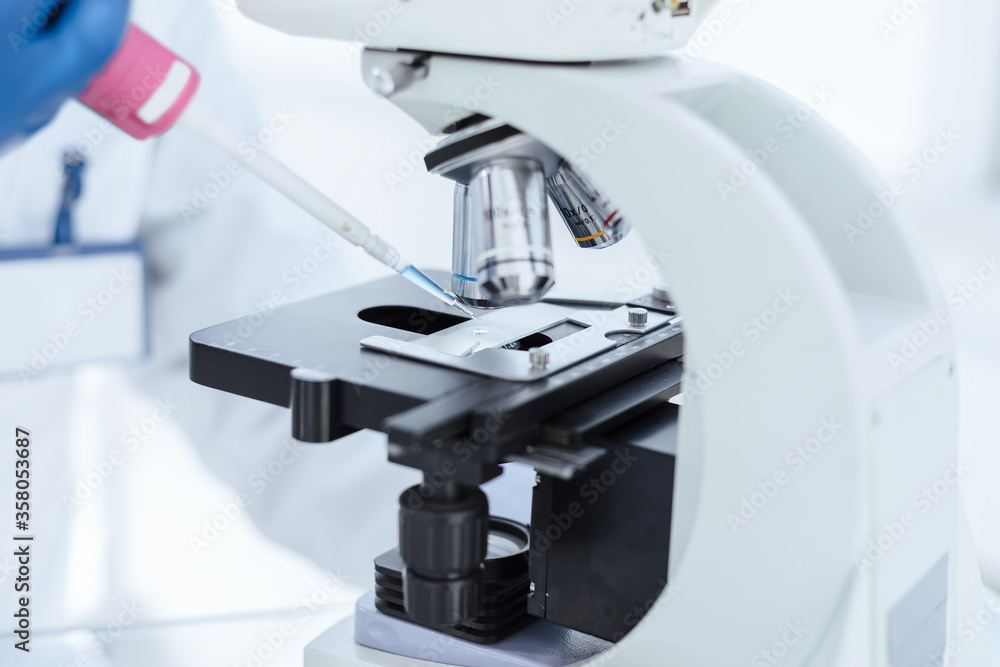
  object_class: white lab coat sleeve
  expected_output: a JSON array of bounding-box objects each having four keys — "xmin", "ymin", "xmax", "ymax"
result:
[{"xmin": 127, "ymin": 0, "xmax": 422, "ymax": 587}]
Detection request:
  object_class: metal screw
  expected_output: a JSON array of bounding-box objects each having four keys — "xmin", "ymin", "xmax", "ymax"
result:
[
  {"xmin": 368, "ymin": 61, "xmax": 428, "ymax": 97},
  {"xmin": 652, "ymin": 284, "xmax": 671, "ymax": 303},
  {"xmin": 529, "ymin": 348, "xmax": 549, "ymax": 371},
  {"xmin": 628, "ymin": 307, "xmax": 649, "ymax": 328}
]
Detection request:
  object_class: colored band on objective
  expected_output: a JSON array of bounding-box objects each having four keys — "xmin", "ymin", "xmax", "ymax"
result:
[{"xmin": 574, "ymin": 229, "xmax": 609, "ymax": 242}]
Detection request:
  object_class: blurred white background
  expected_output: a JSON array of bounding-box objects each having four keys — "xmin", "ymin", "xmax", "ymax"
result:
[{"xmin": 22, "ymin": 0, "xmax": 1000, "ymax": 664}]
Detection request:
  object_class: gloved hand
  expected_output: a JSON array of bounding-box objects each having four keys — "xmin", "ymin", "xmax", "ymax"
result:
[{"xmin": 0, "ymin": 0, "xmax": 130, "ymax": 147}]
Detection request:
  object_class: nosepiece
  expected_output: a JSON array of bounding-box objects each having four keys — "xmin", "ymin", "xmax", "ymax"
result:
[{"xmin": 432, "ymin": 120, "xmax": 629, "ymax": 311}]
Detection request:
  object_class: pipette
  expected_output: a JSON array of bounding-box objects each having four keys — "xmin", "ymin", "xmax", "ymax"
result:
[
  {"xmin": 70, "ymin": 23, "xmax": 472, "ymax": 318},
  {"xmin": 178, "ymin": 99, "xmax": 477, "ymax": 319}
]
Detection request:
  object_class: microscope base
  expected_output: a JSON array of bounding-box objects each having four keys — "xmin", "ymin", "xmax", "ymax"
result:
[
  {"xmin": 305, "ymin": 591, "xmax": 611, "ymax": 667},
  {"xmin": 305, "ymin": 614, "xmax": 437, "ymax": 667}
]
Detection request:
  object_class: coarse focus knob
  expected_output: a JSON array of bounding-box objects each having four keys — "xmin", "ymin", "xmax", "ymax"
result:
[
  {"xmin": 628, "ymin": 307, "xmax": 649, "ymax": 328},
  {"xmin": 399, "ymin": 487, "xmax": 489, "ymax": 576},
  {"xmin": 399, "ymin": 484, "xmax": 489, "ymax": 625},
  {"xmin": 403, "ymin": 566, "xmax": 484, "ymax": 627}
]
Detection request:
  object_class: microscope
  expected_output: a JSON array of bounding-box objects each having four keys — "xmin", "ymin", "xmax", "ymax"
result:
[{"xmin": 190, "ymin": 2, "xmax": 994, "ymax": 665}]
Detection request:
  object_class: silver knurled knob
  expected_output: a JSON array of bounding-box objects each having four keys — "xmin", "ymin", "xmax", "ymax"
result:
[
  {"xmin": 652, "ymin": 284, "xmax": 671, "ymax": 303},
  {"xmin": 368, "ymin": 62, "xmax": 428, "ymax": 97},
  {"xmin": 628, "ymin": 308, "xmax": 649, "ymax": 328},
  {"xmin": 529, "ymin": 348, "xmax": 549, "ymax": 371}
]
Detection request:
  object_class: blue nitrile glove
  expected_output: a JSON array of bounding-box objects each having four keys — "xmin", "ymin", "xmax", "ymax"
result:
[{"xmin": 0, "ymin": 0, "xmax": 130, "ymax": 147}]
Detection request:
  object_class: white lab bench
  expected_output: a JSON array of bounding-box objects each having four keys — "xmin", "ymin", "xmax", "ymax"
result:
[
  {"xmin": 5, "ymin": 592, "xmax": 999, "ymax": 666},
  {"xmin": 4, "ymin": 605, "xmax": 353, "ymax": 667}
]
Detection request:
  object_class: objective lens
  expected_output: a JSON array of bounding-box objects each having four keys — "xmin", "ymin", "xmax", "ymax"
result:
[
  {"xmin": 451, "ymin": 183, "xmax": 499, "ymax": 309},
  {"xmin": 470, "ymin": 157, "xmax": 555, "ymax": 306},
  {"xmin": 546, "ymin": 162, "xmax": 631, "ymax": 249}
]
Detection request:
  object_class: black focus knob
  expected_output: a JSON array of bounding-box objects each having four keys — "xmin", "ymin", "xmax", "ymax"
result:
[
  {"xmin": 403, "ymin": 565, "xmax": 483, "ymax": 626},
  {"xmin": 398, "ymin": 482, "xmax": 489, "ymax": 625}
]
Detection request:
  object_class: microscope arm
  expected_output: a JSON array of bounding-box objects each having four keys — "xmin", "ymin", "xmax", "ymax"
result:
[{"xmin": 377, "ymin": 54, "xmax": 987, "ymax": 666}]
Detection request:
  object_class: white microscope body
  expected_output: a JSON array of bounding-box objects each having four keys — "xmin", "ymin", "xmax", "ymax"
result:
[{"xmin": 238, "ymin": 2, "xmax": 994, "ymax": 665}]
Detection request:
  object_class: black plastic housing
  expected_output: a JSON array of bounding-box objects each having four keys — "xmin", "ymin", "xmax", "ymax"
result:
[{"xmin": 527, "ymin": 402, "xmax": 679, "ymax": 642}]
